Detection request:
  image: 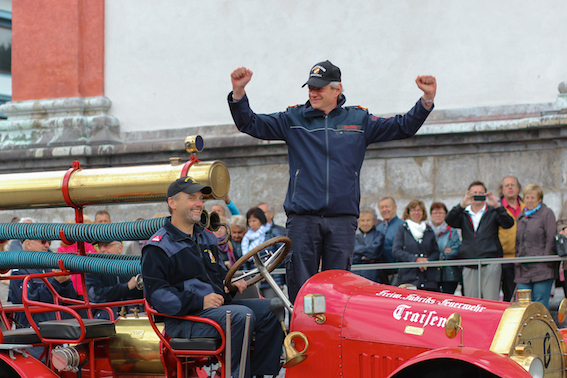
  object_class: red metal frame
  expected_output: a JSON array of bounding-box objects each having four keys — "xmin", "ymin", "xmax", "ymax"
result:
[
  {"xmin": 144, "ymin": 301, "xmax": 226, "ymax": 378},
  {"xmin": 181, "ymin": 155, "xmax": 200, "ymax": 177}
]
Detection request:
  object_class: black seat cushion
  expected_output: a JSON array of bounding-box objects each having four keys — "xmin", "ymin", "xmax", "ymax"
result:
[
  {"xmin": 2, "ymin": 328, "xmax": 42, "ymax": 344},
  {"xmin": 170, "ymin": 337, "xmax": 221, "ymax": 351},
  {"xmin": 38, "ymin": 319, "xmax": 115, "ymax": 340}
]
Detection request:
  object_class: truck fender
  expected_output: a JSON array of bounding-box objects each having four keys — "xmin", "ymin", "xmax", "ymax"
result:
[
  {"xmin": 0, "ymin": 350, "xmax": 60, "ymax": 378},
  {"xmin": 388, "ymin": 347, "xmax": 535, "ymax": 378}
]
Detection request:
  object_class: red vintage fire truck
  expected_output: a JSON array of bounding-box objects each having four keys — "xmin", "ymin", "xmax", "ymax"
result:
[{"xmin": 0, "ymin": 138, "xmax": 564, "ymax": 378}]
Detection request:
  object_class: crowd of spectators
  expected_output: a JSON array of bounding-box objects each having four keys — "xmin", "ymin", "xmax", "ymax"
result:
[{"xmin": 351, "ymin": 177, "xmax": 563, "ymax": 310}]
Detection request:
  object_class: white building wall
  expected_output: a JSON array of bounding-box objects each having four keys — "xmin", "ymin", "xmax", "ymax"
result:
[{"xmin": 105, "ymin": 1, "xmax": 567, "ymax": 132}]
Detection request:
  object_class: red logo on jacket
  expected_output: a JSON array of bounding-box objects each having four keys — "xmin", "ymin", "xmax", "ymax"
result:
[{"xmin": 152, "ymin": 235, "xmax": 163, "ymax": 242}]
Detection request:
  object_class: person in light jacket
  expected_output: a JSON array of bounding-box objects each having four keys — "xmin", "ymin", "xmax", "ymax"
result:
[
  {"xmin": 393, "ymin": 200, "xmax": 440, "ymax": 291},
  {"xmin": 515, "ymin": 184, "xmax": 557, "ymax": 309}
]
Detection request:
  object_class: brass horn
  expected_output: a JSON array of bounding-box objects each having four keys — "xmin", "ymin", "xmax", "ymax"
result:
[
  {"xmin": 208, "ymin": 210, "xmax": 221, "ymax": 232},
  {"xmin": 199, "ymin": 210, "xmax": 231, "ymax": 242},
  {"xmin": 282, "ymin": 331, "xmax": 309, "ymax": 368},
  {"xmin": 199, "ymin": 209, "xmax": 211, "ymax": 230}
]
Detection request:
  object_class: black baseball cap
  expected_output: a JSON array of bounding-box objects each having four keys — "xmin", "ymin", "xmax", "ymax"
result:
[
  {"xmin": 302, "ymin": 60, "xmax": 341, "ymax": 88},
  {"xmin": 167, "ymin": 176, "xmax": 212, "ymax": 198}
]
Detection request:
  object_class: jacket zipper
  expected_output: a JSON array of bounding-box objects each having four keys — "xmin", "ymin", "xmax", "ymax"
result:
[
  {"xmin": 292, "ymin": 168, "xmax": 300, "ymax": 202},
  {"xmin": 355, "ymin": 171, "xmax": 359, "ymax": 199},
  {"xmin": 324, "ymin": 114, "xmax": 330, "ymax": 207},
  {"xmin": 195, "ymin": 235, "xmax": 224, "ymax": 294},
  {"xmin": 466, "ymin": 215, "xmax": 476, "ymax": 238}
]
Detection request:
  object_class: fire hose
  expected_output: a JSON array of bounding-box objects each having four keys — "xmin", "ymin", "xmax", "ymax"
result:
[
  {"xmin": 0, "ymin": 251, "xmax": 141, "ymax": 277},
  {"xmin": 0, "ymin": 218, "xmax": 167, "ymax": 243}
]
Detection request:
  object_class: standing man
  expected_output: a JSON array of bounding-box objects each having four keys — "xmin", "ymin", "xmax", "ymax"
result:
[
  {"xmin": 445, "ymin": 181, "xmax": 514, "ymax": 300},
  {"xmin": 229, "ymin": 61, "xmax": 436, "ymax": 301},
  {"xmin": 497, "ymin": 176, "xmax": 524, "ymax": 301},
  {"xmin": 141, "ymin": 177, "xmax": 283, "ymax": 378}
]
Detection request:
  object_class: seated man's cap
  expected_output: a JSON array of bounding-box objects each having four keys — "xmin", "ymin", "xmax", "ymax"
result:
[
  {"xmin": 302, "ymin": 60, "xmax": 341, "ymax": 88},
  {"xmin": 167, "ymin": 176, "xmax": 212, "ymax": 198},
  {"xmin": 93, "ymin": 240, "xmax": 122, "ymax": 246}
]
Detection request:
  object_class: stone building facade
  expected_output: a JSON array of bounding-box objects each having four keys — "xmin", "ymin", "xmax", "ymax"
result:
[{"xmin": 0, "ymin": 1, "xmax": 566, "ymax": 226}]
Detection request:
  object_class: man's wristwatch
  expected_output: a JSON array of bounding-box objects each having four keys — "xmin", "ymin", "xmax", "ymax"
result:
[{"xmin": 422, "ymin": 97, "xmax": 434, "ymax": 107}]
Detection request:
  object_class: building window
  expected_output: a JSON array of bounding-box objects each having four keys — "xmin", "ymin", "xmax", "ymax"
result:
[
  {"xmin": 0, "ymin": 11, "xmax": 10, "ymax": 75},
  {"xmin": 0, "ymin": 9, "xmax": 10, "ymax": 119}
]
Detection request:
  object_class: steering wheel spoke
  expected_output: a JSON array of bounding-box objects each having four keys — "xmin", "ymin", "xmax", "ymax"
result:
[
  {"xmin": 231, "ymin": 267, "xmax": 261, "ymax": 283},
  {"xmin": 225, "ymin": 236, "xmax": 291, "ymax": 291}
]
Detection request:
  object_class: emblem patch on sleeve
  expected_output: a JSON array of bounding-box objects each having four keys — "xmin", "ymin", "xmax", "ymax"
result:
[
  {"xmin": 151, "ymin": 235, "xmax": 163, "ymax": 242},
  {"xmin": 206, "ymin": 249, "xmax": 216, "ymax": 263}
]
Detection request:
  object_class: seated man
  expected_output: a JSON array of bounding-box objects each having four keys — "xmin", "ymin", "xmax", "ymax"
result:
[
  {"xmin": 86, "ymin": 240, "xmax": 144, "ymax": 319},
  {"xmin": 9, "ymin": 239, "xmax": 78, "ymax": 328},
  {"xmin": 142, "ymin": 177, "xmax": 284, "ymax": 378}
]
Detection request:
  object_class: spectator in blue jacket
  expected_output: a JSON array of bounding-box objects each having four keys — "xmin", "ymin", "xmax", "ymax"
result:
[
  {"xmin": 229, "ymin": 215, "xmax": 247, "ymax": 261},
  {"xmin": 353, "ymin": 209, "xmax": 385, "ymax": 282},
  {"xmin": 428, "ymin": 202, "xmax": 461, "ymax": 294},
  {"xmin": 86, "ymin": 240, "xmax": 143, "ymax": 319},
  {"xmin": 7, "ymin": 217, "xmax": 35, "ymax": 251},
  {"xmin": 229, "ymin": 61, "xmax": 436, "ymax": 301},
  {"xmin": 377, "ymin": 196, "xmax": 404, "ymax": 284},
  {"xmin": 210, "ymin": 193, "xmax": 240, "ymax": 218},
  {"xmin": 9, "ymin": 239, "xmax": 78, "ymax": 328},
  {"xmin": 257, "ymin": 202, "xmax": 287, "ymax": 296},
  {"xmin": 257, "ymin": 202, "xmax": 286, "ymax": 239}
]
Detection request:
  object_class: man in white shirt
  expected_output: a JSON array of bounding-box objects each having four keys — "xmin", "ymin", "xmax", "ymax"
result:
[{"xmin": 445, "ymin": 181, "xmax": 514, "ymax": 300}]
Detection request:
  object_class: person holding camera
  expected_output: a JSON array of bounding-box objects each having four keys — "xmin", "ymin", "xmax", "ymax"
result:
[{"xmin": 445, "ymin": 181, "xmax": 514, "ymax": 300}]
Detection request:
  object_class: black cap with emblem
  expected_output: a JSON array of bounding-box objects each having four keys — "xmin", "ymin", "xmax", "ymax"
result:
[
  {"xmin": 302, "ymin": 60, "xmax": 341, "ymax": 88},
  {"xmin": 167, "ymin": 176, "xmax": 212, "ymax": 198}
]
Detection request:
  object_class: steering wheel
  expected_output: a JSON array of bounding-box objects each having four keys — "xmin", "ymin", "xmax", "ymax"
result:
[{"xmin": 224, "ymin": 236, "xmax": 291, "ymax": 291}]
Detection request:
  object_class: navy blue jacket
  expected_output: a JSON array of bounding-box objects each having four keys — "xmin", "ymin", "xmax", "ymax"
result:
[
  {"xmin": 353, "ymin": 226, "xmax": 385, "ymax": 263},
  {"xmin": 376, "ymin": 216, "xmax": 404, "ymax": 263},
  {"xmin": 229, "ymin": 94, "xmax": 432, "ymax": 217},
  {"xmin": 9, "ymin": 267, "xmax": 78, "ymax": 328},
  {"xmin": 85, "ymin": 272, "xmax": 144, "ymax": 319},
  {"xmin": 392, "ymin": 223, "xmax": 440, "ymax": 290},
  {"xmin": 141, "ymin": 218, "xmax": 230, "ymax": 317}
]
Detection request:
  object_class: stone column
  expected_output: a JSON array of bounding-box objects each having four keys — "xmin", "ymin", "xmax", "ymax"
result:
[{"xmin": 0, "ymin": 0, "xmax": 119, "ymax": 148}]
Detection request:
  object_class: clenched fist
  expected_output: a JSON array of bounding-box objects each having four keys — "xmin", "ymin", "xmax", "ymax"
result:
[
  {"xmin": 415, "ymin": 75, "xmax": 437, "ymax": 101},
  {"xmin": 231, "ymin": 67, "xmax": 253, "ymax": 100}
]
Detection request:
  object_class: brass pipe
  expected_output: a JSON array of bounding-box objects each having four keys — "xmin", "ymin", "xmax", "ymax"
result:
[{"xmin": 0, "ymin": 159, "xmax": 230, "ymax": 210}]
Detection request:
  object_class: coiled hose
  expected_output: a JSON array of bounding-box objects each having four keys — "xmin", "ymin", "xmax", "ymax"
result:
[
  {"xmin": 0, "ymin": 217, "xmax": 167, "ymax": 242},
  {"xmin": 0, "ymin": 219, "xmax": 164, "ymax": 276},
  {"xmin": 0, "ymin": 251, "xmax": 140, "ymax": 277}
]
